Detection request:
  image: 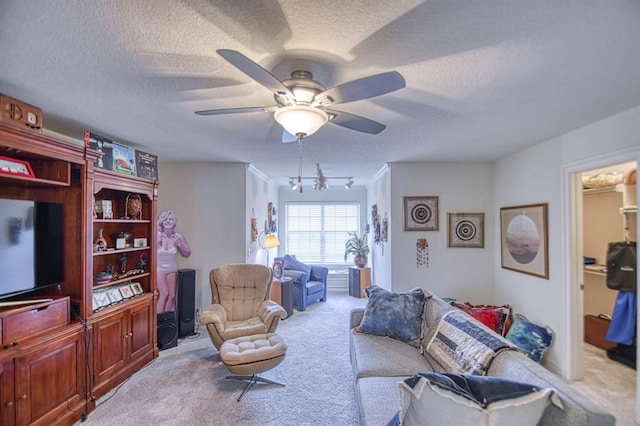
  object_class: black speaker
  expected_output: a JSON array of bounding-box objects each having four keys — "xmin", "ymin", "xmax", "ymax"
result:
[
  {"xmin": 157, "ymin": 311, "xmax": 178, "ymax": 350},
  {"xmin": 177, "ymin": 269, "xmax": 196, "ymax": 338}
]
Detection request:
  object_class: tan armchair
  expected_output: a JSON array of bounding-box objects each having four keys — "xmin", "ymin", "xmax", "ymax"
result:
[{"xmin": 200, "ymin": 263, "xmax": 287, "ymax": 350}]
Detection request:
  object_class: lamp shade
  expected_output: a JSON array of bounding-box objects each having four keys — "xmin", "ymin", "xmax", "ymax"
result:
[
  {"xmin": 274, "ymin": 105, "xmax": 328, "ymax": 137},
  {"xmin": 263, "ymin": 233, "xmax": 280, "ymax": 249}
]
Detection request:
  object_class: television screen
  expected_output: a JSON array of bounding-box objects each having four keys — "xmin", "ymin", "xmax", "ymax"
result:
[{"xmin": 0, "ymin": 198, "xmax": 64, "ymax": 299}]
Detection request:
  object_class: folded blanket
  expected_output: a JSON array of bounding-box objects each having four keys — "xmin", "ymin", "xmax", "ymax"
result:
[{"xmin": 426, "ymin": 310, "xmax": 516, "ymax": 375}]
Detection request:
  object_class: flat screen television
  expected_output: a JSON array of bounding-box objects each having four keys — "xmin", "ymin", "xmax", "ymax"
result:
[{"xmin": 0, "ymin": 198, "xmax": 64, "ymax": 300}]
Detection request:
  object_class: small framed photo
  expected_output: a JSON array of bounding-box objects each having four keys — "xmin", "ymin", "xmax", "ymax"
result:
[
  {"xmin": 93, "ymin": 291, "xmax": 111, "ymax": 310},
  {"xmin": 134, "ymin": 238, "xmax": 147, "ymax": 248},
  {"xmin": 106, "ymin": 287, "xmax": 124, "ymax": 304},
  {"xmin": 500, "ymin": 203, "xmax": 549, "ymax": 279},
  {"xmin": 95, "ymin": 199, "xmax": 113, "ymax": 219},
  {"xmin": 448, "ymin": 212, "xmax": 484, "ymax": 248},
  {"xmin": 130, "ymin": 282, "xmax": 144, "ymax": 295},
  {"xmin": 403, "ymin": 196, "xmax": 439, "ymax": 231},
  {"xmin": 0, "ymin": 155, "xmax": 35, "ymax": 178},
  {"xmin": 115, "ymin": 238, "xmax": 127, "ymax": 249},
  {"xmin": 119, "ymin": 285, "xmax": 134, "ymax": 299}
]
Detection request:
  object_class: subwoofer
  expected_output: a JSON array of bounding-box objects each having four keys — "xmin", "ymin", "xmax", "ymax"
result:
[
  {"xmin": 177, "ymin": 269, "xmax": 196, "ymax": 338},
  {"xmin": 157, "ymin": 311, "xmax": 178, "ymax": 350}
]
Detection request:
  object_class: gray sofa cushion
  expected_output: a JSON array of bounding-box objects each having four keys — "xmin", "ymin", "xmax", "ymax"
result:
[
  {"xmin": 394, "ymin": 373, "xmax": 554, "ymax": 426},
  {"xmin": 350, "ymin": 330, "xmax": 432, "ymax": 378},
  {"xmin": 355, "ymin": 376, "xmax": 406, "ymax": 426},
  {"xmin": 488, "ymin": 350, "xmax": 616, "ymax": 425}
]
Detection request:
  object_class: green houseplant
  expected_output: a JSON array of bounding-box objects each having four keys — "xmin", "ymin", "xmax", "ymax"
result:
[{"xmin": 344, "ymin": 230, "xmax": 370, "ymax": 268}]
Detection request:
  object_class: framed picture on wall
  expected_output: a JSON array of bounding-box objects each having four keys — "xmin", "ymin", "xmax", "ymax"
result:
[
  {"xmin": 403, "ymin": 196, "xmax": 439, "ymax": 231},
  {"xmin": 448, "ymin": 212, "xmax": 484, "ymax": 248},
  {"xmin": 500, "ymin": 203, "xmax": 549, "ymax": 279}
]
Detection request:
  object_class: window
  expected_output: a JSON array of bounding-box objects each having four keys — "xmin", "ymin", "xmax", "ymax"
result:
[{"xmin": 285, "ymin": 202, "xmax": 360, "ymax": 264}]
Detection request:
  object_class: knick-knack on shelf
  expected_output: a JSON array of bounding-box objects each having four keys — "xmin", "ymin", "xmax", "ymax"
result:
[{"xmin": 95, "ymin": 228, "xmax": 108, "ymax": 252}]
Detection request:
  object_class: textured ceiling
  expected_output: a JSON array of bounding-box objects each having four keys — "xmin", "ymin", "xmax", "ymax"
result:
[{"xmin": 1, "ymin": 1, "xmax": 639, "ymax": 187}]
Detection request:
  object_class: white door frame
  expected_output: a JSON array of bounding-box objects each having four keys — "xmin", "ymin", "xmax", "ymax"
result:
[{"xmin": 562, "ymin": 146, "xmax": 639, "ymax": 422}]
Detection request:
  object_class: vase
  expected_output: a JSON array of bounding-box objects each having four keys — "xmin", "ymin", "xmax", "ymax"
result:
[
  {"xmin": 354, "ymin": 254, "xmax": 367, "ymax": 268},
  {"xmin": 126, "ymin": 193, "xmax": 142, "ymax": 219},
  {"xmin": 95, "ymin": 228, "xmax": 108, "ymax": 252}
]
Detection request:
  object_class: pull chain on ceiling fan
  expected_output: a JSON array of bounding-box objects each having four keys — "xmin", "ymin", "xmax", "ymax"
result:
[{"xmin": 195, "ymin": 50, "xmax": 406, "ymax": 141}]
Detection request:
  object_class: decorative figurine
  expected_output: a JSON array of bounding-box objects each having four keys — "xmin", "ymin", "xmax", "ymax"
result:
[{"xmin": 120, "ymin": 253, "xmax": 128, "ymax": 274}]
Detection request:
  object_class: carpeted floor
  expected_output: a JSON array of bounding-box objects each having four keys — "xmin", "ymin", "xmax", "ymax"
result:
[
  {"xmin": 81, "ymin": 291, "xmax": 637, "ymax": 425},
  {"xmin": 82, "ymin": 291, "xmax": 367, "ymax": 426}
]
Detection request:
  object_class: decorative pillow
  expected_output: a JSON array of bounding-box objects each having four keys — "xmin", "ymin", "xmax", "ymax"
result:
[
  {"xmin": 283, "ymin": 254, "xmax": 311, "ymax": 277},
  {"xmin": 394, "ymin": 372, "xmax": 555, "ymax": 426},
  {"xmin": 450, "ymin": 301, "xmax": 513, "ymax": 336},
  {"xmin": 358, "ymin": 285, "xmax": 428, "ymax": 347},
  {"xmin": 505, "ymin": 314, "xmax": 553, "ymax": 363}
]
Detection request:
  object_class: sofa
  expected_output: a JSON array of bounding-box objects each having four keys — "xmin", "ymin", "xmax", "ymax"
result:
[
  {"xmin": 349, "ymin": 290, "xmax": 615, "ymax": 425},
  {"xmin": 274, "ymin": 255, "xmax": 328, "ymax": 311}
]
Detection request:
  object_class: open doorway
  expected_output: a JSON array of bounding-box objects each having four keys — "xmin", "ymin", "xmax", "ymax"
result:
[{"xmin": 565, "ymin": 151, "xmax": 639, "ymax": 425}]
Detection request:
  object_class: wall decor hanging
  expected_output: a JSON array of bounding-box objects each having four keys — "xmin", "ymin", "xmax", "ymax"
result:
[
  {"xmin": 371, "ymin": 204, "xmax": 381, "ymax": 244},
  {"xmin": 250, "ymin": 208, "xmax": 257, "ymax": 242},
  {"xmin": 268, "ymin": 202, "xmax": 278, "ymax": 233},
  {"xmin": 500, "ymin": 203, "xmax": 548, "ymax": 279},
  {"xmin": 448, "ymin": 212, "xmax": 484, "ymax": 248},
  {"xmin": 416, "ymin": 238, "xmax": 429, "ymax": 267},
  {"xmin": 404, "ymin": 196, "xmax": 439, "ymax": 231}
]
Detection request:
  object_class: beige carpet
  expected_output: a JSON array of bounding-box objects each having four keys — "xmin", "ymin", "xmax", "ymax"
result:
[
  {"xmin": 571, "ymin": 343, "xmax": 637, "ymax": 426},
  {"xmin": 80, "ymin": 291, "xmax": 636, "ymax": 425}
]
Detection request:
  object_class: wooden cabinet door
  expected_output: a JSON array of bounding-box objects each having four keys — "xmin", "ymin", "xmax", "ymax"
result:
[
  {"xmin": 128, "ymin": 301, "xmax": 152, "ymax": 361},
  {"xmin": 0, "ymin": 360, "xmax": 15, "ymax": 426},
  {"xmin": 93, "ymin": 311, "xmax": 127, "ymax": 389},
  {"xmin": 14, "ymin": 332, "xmax": 84, "ymax": 426}
]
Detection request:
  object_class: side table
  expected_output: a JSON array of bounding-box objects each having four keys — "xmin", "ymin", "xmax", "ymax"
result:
[{"xmin": 271, "ymin": 276, "xmax": 294, "ymax": 319}]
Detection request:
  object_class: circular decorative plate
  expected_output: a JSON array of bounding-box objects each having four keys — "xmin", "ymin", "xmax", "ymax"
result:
[{"xmin": 272, "ymin": 260, "xmax": 283, "ymax": 279}]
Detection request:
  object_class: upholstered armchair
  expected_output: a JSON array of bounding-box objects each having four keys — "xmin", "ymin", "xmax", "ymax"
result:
[
  {"xmin": 200, "ymin": 263, "xmax": 287, "ymax": 350},
  {"xmin": 274, "ymin": 255, "xmax": 328, "ymax": 311}
]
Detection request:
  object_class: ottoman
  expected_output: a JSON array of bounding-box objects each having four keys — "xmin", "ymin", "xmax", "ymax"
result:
[{"xmin": 219, "ymin": 333, "xmax": 287, "ymax": 401}]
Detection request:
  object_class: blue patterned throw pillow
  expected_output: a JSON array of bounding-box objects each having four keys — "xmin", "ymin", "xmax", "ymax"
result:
[
  {"xmin": 505, "ymin": 314, "xmax": 553, "ymax": 362},
  {"xmin": 283, "ymin": 254, "xmax": 311, "ymax": 277},
  {"xmin": 359, "ymin": 285, "xmax": 428, "ymax": 347}
]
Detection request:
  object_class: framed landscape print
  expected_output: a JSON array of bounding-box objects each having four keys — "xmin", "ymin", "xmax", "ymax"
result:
[
  {"xmin": 403, "ymin": 196, "xmax": 439, "ymax": 231},
  {"xmin": 448, "ymin": 212, "xmax": 484, "ymax": 248},
  {"xmin": 500, "ymin": 203, "xmax": 549, "ymax": 279}
]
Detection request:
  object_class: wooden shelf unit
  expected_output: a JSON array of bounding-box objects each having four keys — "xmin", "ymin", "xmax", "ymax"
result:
[{"xmin": 0, "ymin": 123, "xmax": 159, "ymax": 424}]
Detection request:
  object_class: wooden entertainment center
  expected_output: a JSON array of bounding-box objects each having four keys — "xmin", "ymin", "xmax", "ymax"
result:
[{"xmin": 0, "ymin": 123, "xmax": 158, "ymax": 425}]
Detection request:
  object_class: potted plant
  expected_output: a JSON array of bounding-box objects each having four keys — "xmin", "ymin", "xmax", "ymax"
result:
[{"xmin": 344, "ymin": 230, "xmax": 370, "ymax": 268}]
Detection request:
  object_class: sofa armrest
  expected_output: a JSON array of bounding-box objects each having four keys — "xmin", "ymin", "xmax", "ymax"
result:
[
  {"xmin": 284, "ymin": 270, "xmax": 308, "ymax": 284},
  {"xmin": 311, "ymin": 265, "xmax": 329, "ymax": 282},
  {"xmin": 200, "ymin": 304, "xmax": 227, "ymax": 333},
  {"xmin": 350, "ymin": 308, "xmax": 365, "ymax": 329}
]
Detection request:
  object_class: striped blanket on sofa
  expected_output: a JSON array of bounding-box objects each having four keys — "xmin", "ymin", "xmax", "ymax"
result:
[{"xmin": 426, "ymin": 309, "xmax": 516, "ymax": 375}]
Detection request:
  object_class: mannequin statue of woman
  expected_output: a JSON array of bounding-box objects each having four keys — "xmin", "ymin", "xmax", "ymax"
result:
[{"xmin": 156, "ymin": 209, "xmax": 191, "ymax": 313}]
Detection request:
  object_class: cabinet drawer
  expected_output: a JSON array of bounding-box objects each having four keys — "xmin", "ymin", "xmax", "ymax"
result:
[{"xmin": 2, "ymin": 298, "xmax": 69, "ymax": 345}]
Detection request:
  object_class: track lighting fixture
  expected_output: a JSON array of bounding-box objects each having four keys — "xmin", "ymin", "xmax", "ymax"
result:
[{"xmin": 289, "ymin": 163, "xmax": 354, "ymax": 191}]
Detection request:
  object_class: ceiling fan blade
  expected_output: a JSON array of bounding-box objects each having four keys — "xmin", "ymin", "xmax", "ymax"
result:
[
  {"xmin": 282, "ymin": 129, "xmax": 298, "ymax": 143},
  {"xmin": 195, "ymin": 106, "xmax": 276, "ymax": 116},
  {"xmin": 315, "ymin": 71, "xmax": 406, "ymax": 105},
  {"xmin": 326, "ymin": 109, "xmax": 386, "ymax": 134},
  {"xmin": 217, "ymin": 49, "xmax": 293, "ymax": 99}
]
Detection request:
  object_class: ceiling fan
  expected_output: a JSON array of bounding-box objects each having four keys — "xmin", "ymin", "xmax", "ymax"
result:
[{"xmin": 195, "ymin": 49, "xmax": 406, "ymax": 142}]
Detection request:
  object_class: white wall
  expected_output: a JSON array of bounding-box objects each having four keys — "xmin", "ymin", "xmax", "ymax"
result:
[
  {"xmin": 367, "ymin": 165, "xmax": 392, "ymax": 290},
  {"xmin": 246, "ymin": 166, "xmax": 279, "ymax": 266},
  {"xmin": 494, "ymin": 104, "xmax": 640, "ymax": 375},
  {"xmin": 157, "ymin": 162, "xmax": 248, "ymax": 312},
  {"xmin": 388, "ymin": 162, "xmax": 495, "ymax": 301}
]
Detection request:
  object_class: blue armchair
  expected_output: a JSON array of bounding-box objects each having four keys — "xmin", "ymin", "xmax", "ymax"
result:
[{"xmin": 274, "ymin": 256, "xmax": 328, "ymax": 311}]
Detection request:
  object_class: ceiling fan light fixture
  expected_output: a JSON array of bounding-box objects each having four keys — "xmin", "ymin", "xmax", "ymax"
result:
[{"xmin": 274, "ymin": 105, "xmax": 328, "ymax": 137}]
